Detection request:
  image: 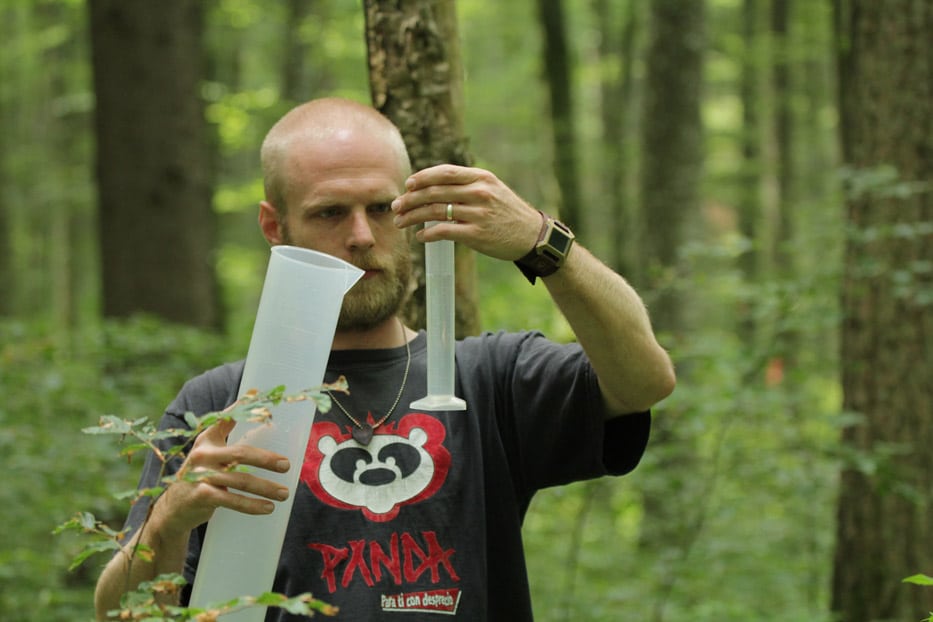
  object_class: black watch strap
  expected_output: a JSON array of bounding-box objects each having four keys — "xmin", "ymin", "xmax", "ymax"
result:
[{"xmin": 514, "ymin": 210, "xmax": 575, "ymax": 284}]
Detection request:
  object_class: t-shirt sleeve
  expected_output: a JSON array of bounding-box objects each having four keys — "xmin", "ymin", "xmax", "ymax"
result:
[{"xmin": 471, "ymin": 331, "xmax": 650, "ymax": 493}]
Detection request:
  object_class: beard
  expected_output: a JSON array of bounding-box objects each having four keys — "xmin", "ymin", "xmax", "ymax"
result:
[
  {"xmin": 281, "ymin": 224, "xmax": 413, "ymax": 332},
  {"xmin": 337, "ymin": 241, "xmax": 412, "ymax": 331}
]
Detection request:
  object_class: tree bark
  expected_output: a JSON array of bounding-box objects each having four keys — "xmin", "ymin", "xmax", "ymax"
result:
[
  {"xmin": 771, "ymin": 0, "xmax": 795, "ymax": 270},
  {"xmin": 635, "ymin": 5, "xmax": 705, "ymax": 616},
  {"xmin": 739, "ymin": 0, "xmax": 763, "ymax": 286},
  {"xmin": 88, "ymin": 0, "xmax": 221, "ymax": 329},
  {"xmin": 0, "ymin": 82, "xmax": 9, "ymax": 316},
  {"xmin": 831, "ymin": 1, "xmax": 933, "ymax": 621},
  {"xmin": 591, "ymin": 0, "xmax": 642, "ymax": 276},
  {"xmin": 363, "ymin": 0, "xmax": 480, "ymax": 338},
  {"xmin": 282, "ymin": 0, "xmax": 315, "ymax": 102},
  {"xmin": 535, "ymin": 0, "xmax": 582, "ymax": 233},
  {"xmin": 638, "ymin": 0, "xmax": 705, "ymax": 332}
]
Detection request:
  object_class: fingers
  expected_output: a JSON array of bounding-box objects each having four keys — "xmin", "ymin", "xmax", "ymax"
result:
[
  {"xmin": 188, "ymin": 467, "xmax": 290, "ymax": 516},
  {"xmin": 403, "ymin": 163, "xmax": 478, "ymax": 192},
  {"xmin": 391, "ymin": 164, "xmax": 542, "ymax": 260},
  {"xmin": 159, "ymin": 420, "xmax": 293, "ymax": 531},
  {"xmin": 393, "ymin": 165, "xmax": 489, "ymax": 218}
]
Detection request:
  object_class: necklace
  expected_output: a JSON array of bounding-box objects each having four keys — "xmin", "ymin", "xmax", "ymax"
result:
[{"xmin": 328, "ymin": 318, "xmax": 411, "ymax": 446}]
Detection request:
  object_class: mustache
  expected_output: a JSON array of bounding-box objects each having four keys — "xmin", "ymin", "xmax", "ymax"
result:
[{"xmin": 349, "ymin": 252, "xmax": 390, "ymax": 272}]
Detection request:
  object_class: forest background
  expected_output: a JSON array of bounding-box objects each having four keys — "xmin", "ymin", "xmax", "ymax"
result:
[{"xmin": 0, "ymin": 1, "xmax": 930, "ymax": 621}]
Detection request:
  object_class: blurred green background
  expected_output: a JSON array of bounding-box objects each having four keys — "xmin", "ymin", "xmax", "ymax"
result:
[{"xmin": 0, "ymin": 1, "xmax": 870, "ymax": 620}]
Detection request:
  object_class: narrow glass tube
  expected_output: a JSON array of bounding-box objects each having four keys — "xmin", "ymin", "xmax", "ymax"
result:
[{"xmin": 411, "ymin": 223, "xmax": 467, "ymax": 411}]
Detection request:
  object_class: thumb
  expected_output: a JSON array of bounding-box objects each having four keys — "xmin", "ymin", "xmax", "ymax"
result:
[{"xmin": 204, "ymin": 415, "xmax": 238, "ymax": 445}]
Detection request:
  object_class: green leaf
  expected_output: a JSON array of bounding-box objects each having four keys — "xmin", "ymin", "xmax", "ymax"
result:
[
  {"xmin": 83, "ymin": 415, "xmax": 135, "ymax": 435},
  {"xmin": 184, "ymin": 410, "xmax": 201, "ymax": 428},
  {"xmin": 68, "ymin": 539, "xmax": 121, "ymax": 571},
  {"xmin": 904, "ymin": 574, "xmax": 933, "ymax": 586}
]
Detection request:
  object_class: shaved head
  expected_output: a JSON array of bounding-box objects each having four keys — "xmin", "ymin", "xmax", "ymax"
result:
[{"xmin": 260, "ymin": 98, "xmax": 412, "ymax": 215}]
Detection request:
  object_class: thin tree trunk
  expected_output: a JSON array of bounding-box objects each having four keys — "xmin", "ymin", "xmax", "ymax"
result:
[
  {"xmin": 638, "ymin": 0, "xmax": 705, "ymax": 332},
  {"xmin": 282, "ymin": 0, "xmax": 315, "ymax": 102},
  {"xmin": 636, "ymin": 4, "xmax": 705, "ymax": 621},
  {"xmin": 89, "ymin": 0, "xmax": 221, "ymax": 329},
  {"xmin": 363, "ymin": 0, "xmax": 479, "ymax": 338},
  {"xmin": 591, "ymin": 0, "xmax": 642, "ymax": 276},
  {"xmin": 535, "ymin": 0, "xmax": 582, "ymax": 233},
  {"xmin": 831, "ymin": 1, "xmax": 933, "ymax": 620},
  {"xmin": 739, "ymin": 0, "xmax": 763, "ymax": 287},
  {"xmin": 771, "ymin": 0, "xmax": 795, "ymax": 269},
  {"xmin": 736, "ymin": 0, "xmax": 766, "ymax": 345},
  {"xmin": 0, "ymin": 83, "xmax": 9, "ymax": 316}
]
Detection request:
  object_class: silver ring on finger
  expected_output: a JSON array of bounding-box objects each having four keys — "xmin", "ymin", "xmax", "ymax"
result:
[{"xmin": 446, "ymin": 203, "xmax": 454, "ymax": 221}]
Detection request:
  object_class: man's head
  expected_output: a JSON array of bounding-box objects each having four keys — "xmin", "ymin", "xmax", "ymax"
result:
[
  {"xmin": 260, "ymin": 98, "xmax": 411, "ymax": 217},
  {"xmin": 258, "ymin": 98, "xmax": 414, "ymax": 332}
]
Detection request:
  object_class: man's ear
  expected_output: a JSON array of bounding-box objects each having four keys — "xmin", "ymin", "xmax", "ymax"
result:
[{"xmin": 258, "ymin": 200, "xmax": 284, "ymax": 245}]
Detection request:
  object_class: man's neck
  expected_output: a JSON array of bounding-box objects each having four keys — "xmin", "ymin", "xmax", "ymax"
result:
[{"xmin": 331, "ymin": 315, "xmax": 416, "ymax": 350}]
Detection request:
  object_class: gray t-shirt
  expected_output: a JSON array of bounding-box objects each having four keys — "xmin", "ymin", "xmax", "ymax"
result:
[{"xmin": 124, "ymin": 330, "xmax": 650, "ymax": 621}]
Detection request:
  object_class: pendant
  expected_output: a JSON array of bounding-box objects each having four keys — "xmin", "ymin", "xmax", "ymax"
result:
[{"xmin": 352, "ymin": 423, "xmax": 374, "ymax": 445}]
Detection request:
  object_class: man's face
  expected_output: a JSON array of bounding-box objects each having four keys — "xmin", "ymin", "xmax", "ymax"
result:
[{"xmin": 271, "ymin": 132, "xmax": 413, "ymax": 331}]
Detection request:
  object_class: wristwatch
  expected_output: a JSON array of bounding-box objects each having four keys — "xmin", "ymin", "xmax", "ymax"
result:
[{"xmin": 514, "ymin": 210, "xmax": 575, "ymax": 284}]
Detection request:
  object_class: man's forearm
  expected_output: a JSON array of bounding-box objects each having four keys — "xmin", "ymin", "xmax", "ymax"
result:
[
  {"xmin": 543, "ymin": 244, "xmax": 675, "ymax": 415},
  {"xmin": 94, "ymin": 514, "xmax": 190, "ymax": 620}
]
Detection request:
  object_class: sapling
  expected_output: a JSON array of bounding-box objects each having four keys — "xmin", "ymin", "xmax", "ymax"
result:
[{"xmin": 56, "ymin": 381, "xmax": 347, "ymax": 621}]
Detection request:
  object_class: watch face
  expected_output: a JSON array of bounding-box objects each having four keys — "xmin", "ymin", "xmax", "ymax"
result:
[{"xmin": 547, "ymin": 226, "xmax": 573, "ymax": 254}]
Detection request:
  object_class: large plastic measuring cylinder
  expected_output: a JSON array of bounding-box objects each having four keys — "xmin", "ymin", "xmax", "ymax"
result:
[
  {"xmin": 411, "ymin": 223, "xmax": 467, "ymax": 411},
  {"xmin": 189, "ymin": 245, "xmax": 363, "ymax": 621}
]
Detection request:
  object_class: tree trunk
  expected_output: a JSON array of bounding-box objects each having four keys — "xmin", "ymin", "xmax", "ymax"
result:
[
  {"xmin": 638, "ymin": 0, "xmax": 705, "ymax": 332},
  {"xmin": 736, "ymin": 0, "xmax": 766, "ymax": 344},
  {"xmin": 535, "ymin": 0, "xmax": 582, "ymax": 233},
  {"xmin": 831, "ymin": 2, "xmax": 933, "ymax": 621},
  {"xmin": 282, "ymin": 0, "xmax": 315, "ymax": 102},
  {"xmin": 363, "ymin": 0, "xmax": 479, "ymax": 338},
  {"xmin": 635, "ymin": 4, "xmax": 705, "ymax": 618},
  {"xmin": 0, "ymin": 83, "xmax": 8, "ymax": 316},
  {"xmin": 88, "ymin": 0, "xmax": 221, "ymax": 329},
  {"xmin": 739, "ymin": 0, "xmax": 763, "ymax": 286},
  {"xmin": 591, "ymin": 0, "xmax": 643, "ymax": 276},
  {"xmin": 771, "ymin": 0, "xmax": 795, "ymax": 268}
]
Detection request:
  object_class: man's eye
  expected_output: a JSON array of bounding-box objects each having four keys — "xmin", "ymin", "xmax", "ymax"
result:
[
  {"xmin": 317, "ymin": 207, "xmax": 343, "ymax": 219},
  {"xmin": 369, "ymin": 203, "xmax": 392, "ymax": 214}
]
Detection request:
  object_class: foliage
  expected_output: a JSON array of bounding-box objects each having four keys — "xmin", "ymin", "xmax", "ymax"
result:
[
  {"xmin": 522, "ymin": 216, "xmax": 843, "ymax": 622},
  {"xmin": 54, "ymin": 382, "xmax": 343, "ymax": 621},
  {"xmin": 0, "ymin": 317, "xmax": 238, "ymax": 621},
  {"xmin": 0, "ymin": 0, "xmax": 886, "ymax": 620}
]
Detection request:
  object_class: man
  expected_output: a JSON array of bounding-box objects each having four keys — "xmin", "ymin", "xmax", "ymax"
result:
[{"xmin": 94, "ymin": 98, "xmax": 674, "ymax": 620}]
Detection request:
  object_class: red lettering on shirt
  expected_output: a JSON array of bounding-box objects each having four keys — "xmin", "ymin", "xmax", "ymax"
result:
[
  {"xmin": 308, "ymin": 530, "xmax": 459, "ymax": 594},
  {"xmin": 307, "ymin": 543, "xmax": 349, "ymax": 593},
  {"xmin": 402, "ymin": 531, "xmax": 460, "ymax": 584},
  {"xmin": 370, "ymin": 533, "xmax": 402, "ymax": 584}
]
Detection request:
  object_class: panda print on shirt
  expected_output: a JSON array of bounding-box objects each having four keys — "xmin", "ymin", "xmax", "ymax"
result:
[
  {"xmin": 299, "ymin": 412, "xmax": 463, "ymax": 616},
  {"xmin": 301, "ymin": 413, "xmax": 451, "ymax": 522}
]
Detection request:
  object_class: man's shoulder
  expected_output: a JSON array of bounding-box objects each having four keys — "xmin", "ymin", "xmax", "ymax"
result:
[
  {"xmin": 167, "ymin": 359, "xmax": 246, "ymax": 417},
  {"xmin": 457, "ymin": 329, "xmax": 578, "ymax": 360},
  {"xmin": 457, "ymin": 329, "xmax": 545, "ymax": 351}
]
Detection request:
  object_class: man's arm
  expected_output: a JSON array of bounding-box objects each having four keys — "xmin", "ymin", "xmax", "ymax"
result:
[
  {"xmin": 539, "ymin": 243, "xmax": 675, "ymax": 415},
  {"xmin": 94, "ymin": 508, "xmax": 191, "ymax": 619},
  {"xmin": 94, "ymin": 419, "xmax": 292, "ymax": 619},
  {"xmin": 391, "ymin": 164, "xmax": 675, "ymax": 417}
]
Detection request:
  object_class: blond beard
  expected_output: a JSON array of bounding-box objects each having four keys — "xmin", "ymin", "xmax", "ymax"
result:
[{"xmin": 280, "ymin": 225, "xmax": 412, "ymax": 331}]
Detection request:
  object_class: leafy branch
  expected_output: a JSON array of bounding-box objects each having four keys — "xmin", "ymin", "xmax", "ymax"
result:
[{"xmin": 55, "ymin": 378, "xmax": 348, "ymax": 620}]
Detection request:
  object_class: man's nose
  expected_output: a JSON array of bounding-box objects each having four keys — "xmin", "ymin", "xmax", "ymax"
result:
[{"xmin": 346, "ymin": 209, "xmax": 376, "ymax": 250}]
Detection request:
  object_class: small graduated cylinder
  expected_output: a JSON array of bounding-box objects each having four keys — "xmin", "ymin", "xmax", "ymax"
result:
[{"xmin": 411, "ymin": 223, "xmax": 467, "ymax": 411}]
